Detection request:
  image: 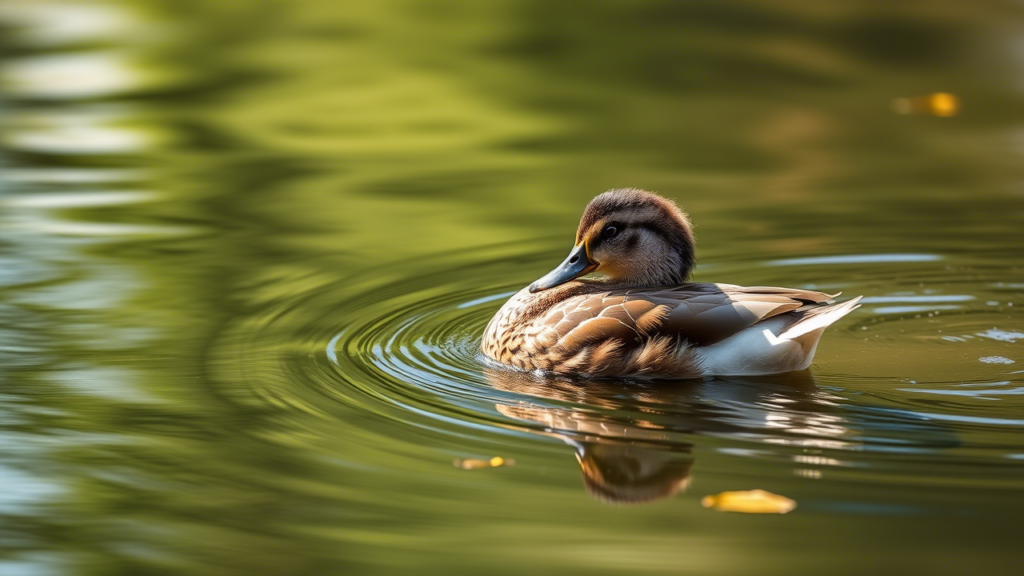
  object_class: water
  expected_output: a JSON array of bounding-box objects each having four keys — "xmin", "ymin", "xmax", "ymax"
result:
[{"xmin": 1, "ymin": 2, "xmax": 1023, "ymax": 575}]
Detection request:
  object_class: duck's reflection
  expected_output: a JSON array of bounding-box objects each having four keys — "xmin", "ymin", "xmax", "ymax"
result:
[
  {"xmin": 486, "ymin": 367, "xmax": 825, "ymax": 504},
  {"xmin": 496, "ymin": 393, "xmax": 695, "ymax": 504},
  {"xmin": 576, "ymin": 442, "xmax": 693, "ymax": 504}
]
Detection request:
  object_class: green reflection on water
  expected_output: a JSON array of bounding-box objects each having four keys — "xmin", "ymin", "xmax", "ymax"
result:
[{"xmin": 1, "ymin": 1, "xmax": 1023, "ymax": 575}]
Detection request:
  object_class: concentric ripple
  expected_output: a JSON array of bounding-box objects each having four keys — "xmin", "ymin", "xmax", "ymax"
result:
[{"xmin": 207, "ymin": 241, "xmax": 1024, "ymax": 491}]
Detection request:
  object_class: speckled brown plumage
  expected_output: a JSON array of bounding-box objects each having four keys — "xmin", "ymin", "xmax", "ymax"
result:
[
  {"xmin": 481, "ymin": 281, "xmax": 835, "ymax": 377},
  {"xmin": 481, "ymin": 188, "xmax": 861, "ymax": 377}
]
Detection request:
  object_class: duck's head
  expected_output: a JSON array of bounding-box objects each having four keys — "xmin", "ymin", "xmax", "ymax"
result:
[{"xmin": 529, "ymin": 188, "xmax": 695, "ymax": 293}]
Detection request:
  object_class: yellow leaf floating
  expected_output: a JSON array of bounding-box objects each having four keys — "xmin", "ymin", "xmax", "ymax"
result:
[
  {"xmin": 891, "ymin": 93, "xmax": 960, "ymax": 117},
  {"xmin": 701, "ymin": 489, "xmax": 796, "ymax": 514},
  {"xmin": 453, "ymin": 456, "xmax": 515, "ymax": 470}
]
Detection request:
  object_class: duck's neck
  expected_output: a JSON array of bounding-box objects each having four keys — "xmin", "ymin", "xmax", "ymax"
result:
[{"xmin": 608, "ymin": 247, "xmax": 695, "ymax": 288}]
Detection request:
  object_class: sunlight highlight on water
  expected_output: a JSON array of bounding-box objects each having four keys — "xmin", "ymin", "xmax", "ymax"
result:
[{"xmin": 1, "ymin": 1, "xmax": 1023, "ymax": 575}]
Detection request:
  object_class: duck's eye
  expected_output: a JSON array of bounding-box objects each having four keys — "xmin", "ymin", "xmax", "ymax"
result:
[{"xmin": 602, "ymin": 225, "xmax": 618, "ymax": 239}]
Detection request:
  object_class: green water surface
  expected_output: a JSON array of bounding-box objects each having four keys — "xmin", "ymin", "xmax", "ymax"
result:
[{"xmin": 1, "ymin": 2, "xmax": 1023, "ymax": 575}]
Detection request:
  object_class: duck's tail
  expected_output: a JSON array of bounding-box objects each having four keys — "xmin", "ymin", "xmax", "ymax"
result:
[
  {"xmin": 696, "ymin": 296, "xmax": 861, "ymax": 376},
  {"xmin": 773, "ymin": 296, "xmax": 862, "ymax": 371},
  {"xmin": 779, "ymin": 296, "xmax": 862, "ymax": 342}
]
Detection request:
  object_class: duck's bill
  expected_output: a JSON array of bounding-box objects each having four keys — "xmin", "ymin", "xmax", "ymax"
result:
[{"xmin": 529, "ymin": 245, "xmax": 597, "ymax": 293}]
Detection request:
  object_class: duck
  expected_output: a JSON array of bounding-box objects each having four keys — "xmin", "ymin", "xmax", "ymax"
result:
[{"xmin": 481, "ymin": 188, "xmax": 861, "ymax": 378}]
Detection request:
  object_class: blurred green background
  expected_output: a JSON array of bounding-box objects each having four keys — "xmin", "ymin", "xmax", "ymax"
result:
[{"xmin": 1, "ymin": 1, "xmax": 1023, "ymax": 575}]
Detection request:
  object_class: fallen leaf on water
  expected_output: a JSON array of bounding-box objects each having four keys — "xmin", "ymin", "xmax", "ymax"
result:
[
  {"xmin": 453, "ymin": 456, "xmax": 515, "ymax": 470},
  {"xmin": 701, "ymin": 489, "xmax": 796, "ymax": 514},
  {"xmin": 891, "ymin": 93, "xmax": 960, "ymax": 117}
]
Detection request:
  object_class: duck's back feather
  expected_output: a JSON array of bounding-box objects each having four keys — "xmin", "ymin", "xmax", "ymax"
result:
[
  {"xmin": 486, "ymin": 282, "xmax": 845, "ymax": 377},
  {"xmin": 647, "ymin": 284, "xmax": 834, "ymax": 346}
]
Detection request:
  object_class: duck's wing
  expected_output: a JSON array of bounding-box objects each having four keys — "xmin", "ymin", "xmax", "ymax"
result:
[
  {"xmin": 646, "ymin": 283, "xmax": 836, "ymax": 345},
  {"xmin": 527, "ymin": 283, "xmax": 835, "ymax": 375},
  {"xmin": 525, "ymin": 290, "xmax": 691, "ymax": 375}
]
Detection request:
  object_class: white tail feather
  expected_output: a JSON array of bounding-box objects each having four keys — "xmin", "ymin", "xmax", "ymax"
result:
[
  {"xmin": 696, "ymin": 296, "xmax": 862, "ymax": 376},
  {"xmin": 778, "ymin": 296, "xmax": 863, "ymax": 340}
]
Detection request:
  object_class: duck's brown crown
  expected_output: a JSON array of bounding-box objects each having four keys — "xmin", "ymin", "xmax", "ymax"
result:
[{"xmin": 578, "ymin": 188, "xmax": 696, "ymax": 285}]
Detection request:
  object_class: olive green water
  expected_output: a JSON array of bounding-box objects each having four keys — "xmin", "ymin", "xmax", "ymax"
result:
[{"xmin": 2, "ymin": 2, "xmax": 1024, "ymax": 575}]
